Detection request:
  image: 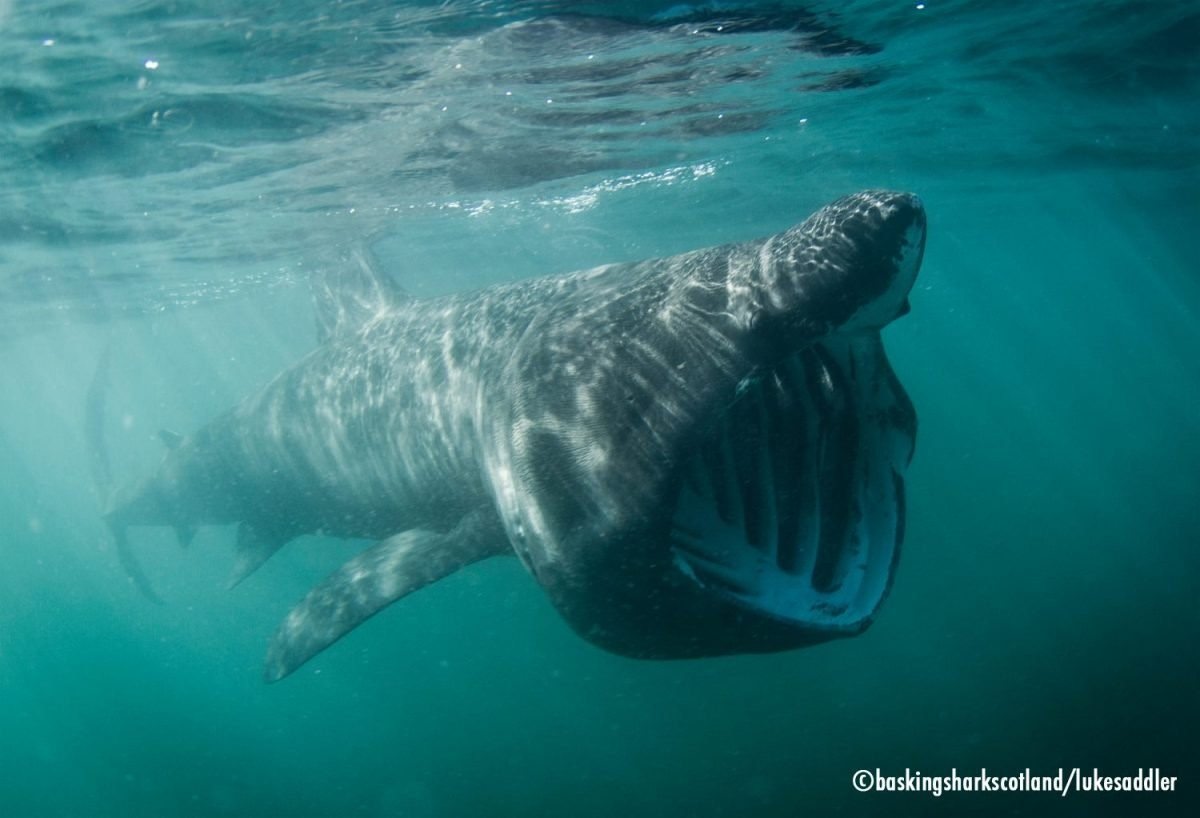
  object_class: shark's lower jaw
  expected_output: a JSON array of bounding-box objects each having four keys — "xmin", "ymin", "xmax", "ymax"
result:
[{"xmin": 669, "ymin": 338, "xmax": 910, "ymax": 635}]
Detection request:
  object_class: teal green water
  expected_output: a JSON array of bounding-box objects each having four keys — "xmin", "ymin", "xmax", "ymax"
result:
[{"xmin": 1, "ymin": 2, "xmax": 1197, "ymax": 816}]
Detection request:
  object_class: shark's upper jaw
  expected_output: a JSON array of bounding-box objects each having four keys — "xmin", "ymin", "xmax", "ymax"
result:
[{"xmin": 667, "ymin": 332, "xmax": 915, "ymax": 638}]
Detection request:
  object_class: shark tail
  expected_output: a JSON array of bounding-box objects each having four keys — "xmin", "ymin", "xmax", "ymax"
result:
[
  {"xmin": 86, "ymin": 344, "xmax": 163, "ymax": 604},
  {"xmin": 113, "ymin": 525, "xmax": 163, "ymax": 604},
  {"xmin": 84, "ymin": 344, "xmax": 114, "ymax": 498}
]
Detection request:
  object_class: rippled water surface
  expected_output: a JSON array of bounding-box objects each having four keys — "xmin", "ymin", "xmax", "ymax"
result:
[{"xmin": 1, "ymin": 2, "xmax": 1197, "ymax": 816}]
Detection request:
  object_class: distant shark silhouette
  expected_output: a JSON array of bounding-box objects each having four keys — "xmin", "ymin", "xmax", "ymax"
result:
[{"xmin": 96, "ymin": 190, "xmax": 926, "ymax": 682}]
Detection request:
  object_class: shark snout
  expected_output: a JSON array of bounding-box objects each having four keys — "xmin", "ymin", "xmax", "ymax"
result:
[
  {"xmin": 749, "ymin": 190, "xmax": 926, "ymax": 351},
  {"xmin": 834, "ymin": 190, "xmax": 925, "ymax": 332}
]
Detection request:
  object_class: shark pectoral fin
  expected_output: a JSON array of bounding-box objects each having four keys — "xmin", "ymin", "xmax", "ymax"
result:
[
  {"xmin": 112, "ymin": 526, "xmax": 163, "ymax": 605},
  {"xmin": 263, "ymin": 509, "xmax": 506, "ymax": 683},
  {"xmin": 227, "ymin": 523, "xmax": 289, "ymax": 589}
]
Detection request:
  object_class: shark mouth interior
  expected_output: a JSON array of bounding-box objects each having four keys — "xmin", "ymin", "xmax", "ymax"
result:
[{"xmin": 669, "ymin": 337, "xmax": 911, "ymax": 634}]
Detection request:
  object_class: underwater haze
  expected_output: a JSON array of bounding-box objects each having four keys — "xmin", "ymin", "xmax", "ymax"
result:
[{"xmin": 1, "ymin": 1, "xmax": 1198, "ymax": 816}]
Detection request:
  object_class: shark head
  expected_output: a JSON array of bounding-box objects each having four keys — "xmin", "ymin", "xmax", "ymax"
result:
[{"xmin": 487, "ymin": 190, "xmax": 925, "ymax": 658}]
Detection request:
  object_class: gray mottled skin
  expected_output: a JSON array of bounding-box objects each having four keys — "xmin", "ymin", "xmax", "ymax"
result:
[{"xmin": 103, "ymin": 190, "xmax": 926, "ymax": 681}]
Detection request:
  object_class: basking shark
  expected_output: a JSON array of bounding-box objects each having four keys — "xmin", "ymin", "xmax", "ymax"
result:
[{"xmin": 100, "ymin": 190, "xmax": 925, "ymax": 682}]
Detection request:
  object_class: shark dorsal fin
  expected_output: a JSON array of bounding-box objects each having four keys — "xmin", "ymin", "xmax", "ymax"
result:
[
  {"xmin": 158, "ymin": 429, "xmax": 184, "ymax": 449},
  {"xmin": 313, "ymin": 245, "xmax": 410, "ymax": 343}
]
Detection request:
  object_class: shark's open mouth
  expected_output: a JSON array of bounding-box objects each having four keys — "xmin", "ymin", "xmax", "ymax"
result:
[{"xmin": 669, "ymin": 335, "xmax": 913, "ymax": 634}]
